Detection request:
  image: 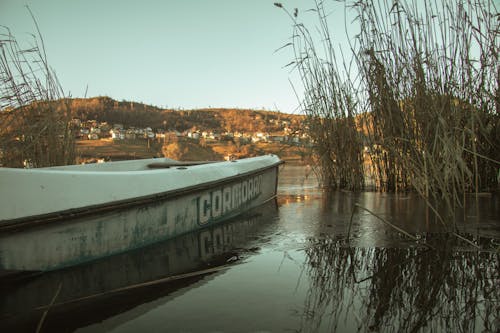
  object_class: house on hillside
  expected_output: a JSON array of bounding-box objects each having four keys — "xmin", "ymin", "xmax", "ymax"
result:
[
  {"xmin": 188, "ymin": 131, "xmax": 200, "ymax": 140},
  {"xmin": 125, "ymin": 130, "xmax": 136, "ymax": 140},
  {"xmin": 110, "ymin": 129, "xmax": 127, "ymax": 140},
  {"xmin": 90, "ymin": 127, "xmax": 101, "ymax": 135},
  {"xmin": 143, "ymin": 130, "xmax": 155, "ymax": 139},
  {"xmin": 71, "ymin": 118, "xmax": 81, "ymax": 127},
  {"xmin": 252, "ymin": 132, "xmax": 267, "ymax": 143},
  {"xmin": 85, "ymin": 120, "xmax": 98, "ymax": 128},
  {"xmin": 209, "ymin": 132, "xmax": 220, "ymax": 140},
  {"xmin": 80, "ymin": 128, "xmax": 90, "ymax": 138},
  {"xmin": 143, "ymin": 127, "xmax": 155, "ymax": 139},
  {"xmin": 269, "ymin": 135, "xmax": 286, "ymax": 143},
  {"xmin": 220, "ymin": 132, "xmax": 234, "ymax": 141}
]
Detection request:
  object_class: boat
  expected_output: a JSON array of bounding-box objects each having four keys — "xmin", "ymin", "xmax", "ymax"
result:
[
  {"xmin": 0, "ymin": 201, "xmax": 278, "ymax": 332},
  {"xmin": 0, "ymin": 155, "xmax": 283, "ymax": 272}
]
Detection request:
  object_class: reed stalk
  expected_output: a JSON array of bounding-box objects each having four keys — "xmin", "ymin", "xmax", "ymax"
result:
[
  {"xmin": 277, "ymin": 0, "xmax": 499, "ymax": 226},
  {"xmin": 35, "ymin": 282, "xmax": 62, "ymax": 333},
  {"xmin": 353, "ymin": 0, "xmax": 499, "ymax": 223},
  {"xmin": 0, "ymin": 10, "xmax": 75, "ymax": 167},
  {"xmin": 276, "ymin": 1, "xmax": 365, "ymax": 191}
]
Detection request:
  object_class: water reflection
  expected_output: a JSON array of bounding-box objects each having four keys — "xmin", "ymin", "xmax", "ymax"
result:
[
  {"xmin": 0, "ymin": 200, "xmax": 278, "ymax": 332},
  {"xmin": 1, "ymin": 165, "xmax": 498, "ymax": 332},
  {"xmin": 299, "ymin": 236, "xmax": 499, "ymax": 333},
  {"xmin": 280, "ymin": 165, "xmax": 499, "ymax": 332},
  {"xmin": 279, "ymin": 165, "xmax": 499, "ymax": 246}
]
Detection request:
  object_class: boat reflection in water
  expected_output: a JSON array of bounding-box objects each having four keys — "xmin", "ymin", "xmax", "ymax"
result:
[{"xmin": 0, "ymin": 199, "xmax": 278, "ymax": 332}]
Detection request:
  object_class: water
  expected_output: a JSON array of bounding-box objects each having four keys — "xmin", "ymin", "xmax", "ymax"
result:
[{"xmin": 1, "ymin": 165, "xmax": 499, "ymax": 332}]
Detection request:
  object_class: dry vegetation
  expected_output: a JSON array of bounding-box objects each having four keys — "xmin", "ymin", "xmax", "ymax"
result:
[
  {"xmin": 0, "ymin": 11, "xmax": 305, "ymax": 168},
  {"xmin": 63, "ymin": 96, "xmax": 305, "ymax": 134},
  {"xmin": 75, "ymin": 137, "xmax": 310, "ymax": 164},
  {"xmin": 277, "ymin": 0, "xmax": 499, "ymax": 225},
  {"xmin": 76, "ymin": 138, "xmax": 163, "ymax": 162},
  {"xmin": 0, "ymin": 14, "xmax": 75, "ymax": 168}
]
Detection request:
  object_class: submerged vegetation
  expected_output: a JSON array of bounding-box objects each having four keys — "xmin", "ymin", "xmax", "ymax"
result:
[
  {"xmin": 0, "ymin": 13, "xmax": 75, "ymax": 168},
  {"xmin": 276, "ymin": 0, "xmax": 499, "ymax": 225}
]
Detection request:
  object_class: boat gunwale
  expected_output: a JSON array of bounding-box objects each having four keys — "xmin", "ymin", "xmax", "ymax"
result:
[
  {"xmin": 2, "ymin": 160, "xmax": 231, "ymax": 175},
  {"xmin": 0, "ymin": 160, "xmax": 283, "ymax": 233}
]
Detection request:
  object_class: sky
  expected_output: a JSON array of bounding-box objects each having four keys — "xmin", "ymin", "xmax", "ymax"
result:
[{"xmin": 0, "ymin": 0, "xmax": 354, "ymax": 114}]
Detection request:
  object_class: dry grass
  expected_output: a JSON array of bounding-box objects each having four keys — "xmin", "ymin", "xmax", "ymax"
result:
[
  {"xmin": 353, "ymin": 0, "xmax": 499, "ymax": 224},
  {"xmin": 77, "ymin": 138, "xmax": 311, "ymax": 163},
  {"xmin": 76, "ymin": 138, "xmax": 162, "ymax": 162},
  {"xmin": 277, "ymin": 0, "xmax": 499, "ymax": 226},
  {"xmin": 276, "ymin": 1, "xmax": 365, "ymax": 190},
  {"xmin": 0, "ymin": 10, "xmax": 75, "ymax": 167}
]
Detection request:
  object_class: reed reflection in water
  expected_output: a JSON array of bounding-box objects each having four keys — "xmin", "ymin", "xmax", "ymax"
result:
[
  {"xmin": 299, "ymin": 237, "xmax": 499, "ymax": 333},
  {"xmin": 280, "ymin": 165, "xmax": 499, "ymax": 333}
]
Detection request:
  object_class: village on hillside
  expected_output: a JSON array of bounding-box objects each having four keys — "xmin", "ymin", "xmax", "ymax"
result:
[
  {"xmin": 73, "ymin": 117, "xmax": 311, "ymax": 146},
  {"xmin": 71, "ymin": 112, "xmax": 315, "ymax": 164},
  {"xmin": 0, "ymin": 97, "xmax": 317, "ymax": 167}
]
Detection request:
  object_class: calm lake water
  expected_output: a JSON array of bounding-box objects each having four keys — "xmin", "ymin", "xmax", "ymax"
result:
[{"xmin": 1, "ymin": 165, "xmax": 499, "ymax": 332}]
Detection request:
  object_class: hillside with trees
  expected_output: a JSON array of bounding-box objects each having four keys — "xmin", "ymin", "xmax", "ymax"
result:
[
  {"xmin": 66, "ymin": 96, "xmax": 305, "ymax": 134},
  {"xmin": 1, "ymin": 96, "xmax": 310, "ymax": 166}
]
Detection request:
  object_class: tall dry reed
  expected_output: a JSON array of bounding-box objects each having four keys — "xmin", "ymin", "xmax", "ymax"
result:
[
  {"xmin": 0, "ymin": 10, "xmax": 75, "ymax": 167},
  {"xmin": 275, "ymin": 2, "xmax": 365, "ymax": 190},
  {"xmin": 353, "ymin": 0, "xmax": 499, "ymax": 223},
  {"xmin": 277, "ymin": 0, "xmax": 499, "ymax": 225}
]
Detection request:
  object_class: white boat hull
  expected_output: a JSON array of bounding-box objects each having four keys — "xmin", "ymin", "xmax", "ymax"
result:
[{"xmin": 0, "ymin": 155, "xmax": 282, "ymax": 271}]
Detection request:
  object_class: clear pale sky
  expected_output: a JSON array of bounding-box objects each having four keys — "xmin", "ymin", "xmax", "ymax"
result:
[{"xmin": 0, "ymin": 0, "xmax": 352, "ymax": 114}]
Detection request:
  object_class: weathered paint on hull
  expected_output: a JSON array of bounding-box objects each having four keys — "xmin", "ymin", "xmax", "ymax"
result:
[
  {"xmin": 0, "ymin": 167, "xmax": 279, "ymax": 272},
  {"xmin": 0, "ymin": 202, "xmax": 277, "ymax": 331}
]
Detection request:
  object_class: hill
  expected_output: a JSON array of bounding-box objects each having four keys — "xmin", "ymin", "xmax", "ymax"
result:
[
  {"xmin": 0, "ymin": 97, "xmax": 311, "ymax": 166},
  {"xmin": 67, "ymin": 96, "xmax": 305, "ymax": 135},
  {"xmin": 67, "ymin": 97, "xmax": 311, "ymax": 164}
]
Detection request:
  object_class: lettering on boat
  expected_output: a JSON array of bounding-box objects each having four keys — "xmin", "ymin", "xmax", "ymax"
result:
[
  {"xmin": 197, "ymin": 175, "xmax": 263, "ymax": 225},
  {"xmin": 199, "ymin": 214, "xmax": 260, "ymax": 260}
]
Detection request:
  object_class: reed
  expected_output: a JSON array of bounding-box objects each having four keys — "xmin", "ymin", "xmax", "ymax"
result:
[
  {"xmin": 353, "ymin": 0, "xmax": 499, "ymax": 222},
  {"xmin": 0, "ymin": 11, "xmax": 75, "ymax": 168},
  {"xmin": 276, "ymin": 1, "xmax": 365, "ymax": 190},
  {"xmin": 277, "ymin": 0, "xmax": 499, "ymax": 225}
]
